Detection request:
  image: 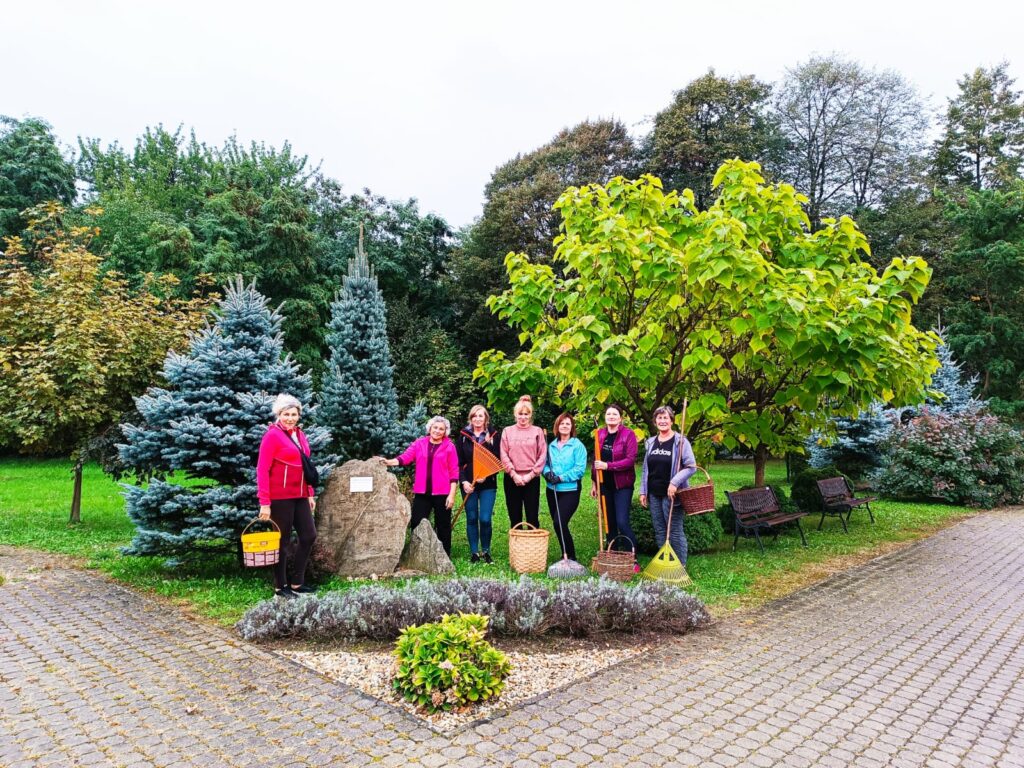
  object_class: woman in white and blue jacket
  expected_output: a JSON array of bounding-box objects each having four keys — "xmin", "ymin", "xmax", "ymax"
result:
[
  {"xmin": 542, "ymin": 413, "xmax": 588, "ymax": 561},
  {"xmin": 639, "ymin": 405, "xmax": 697, "ymax": 564}
]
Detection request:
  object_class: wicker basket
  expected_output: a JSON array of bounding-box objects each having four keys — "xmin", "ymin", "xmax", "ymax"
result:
[
  {"xmin": 240, "ymin": 518, "xmax": 281, "ymax": 568},
  {"xmin": 508, "ymin": 522, "xmax": 550, "ymax": 574},
  {"xmin": 592, "ymin": 535, "xmax": 636, "ymax": 582},
  {"xmin": 677, "ymin": 467, "xmax": 715, "ymax": 516}
]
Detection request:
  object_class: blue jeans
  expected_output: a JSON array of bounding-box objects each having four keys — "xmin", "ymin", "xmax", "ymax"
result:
[
  {"xmin": 464, "ymin": 487, "xmax": 496, "ymax": 554},
  {"xmin": 601, "ymin": 485, "xmax": 636, "ymax": 553},
  {"xmin": 649, "ymin": 494, "xmax": 687, "ymax": 565}
]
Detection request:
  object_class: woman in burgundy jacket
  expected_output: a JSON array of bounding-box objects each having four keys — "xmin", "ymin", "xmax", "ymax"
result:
[
  {"xmin": 257, "ymin": 393, "xmax": 317, "ymax": 599},
  {"xmin": 591, "ymin": 403, "xmax": 639, "ymax": 563},
  {"xmin": 379, "ymin": 416, "xmax": 459, "ymax": 556}
]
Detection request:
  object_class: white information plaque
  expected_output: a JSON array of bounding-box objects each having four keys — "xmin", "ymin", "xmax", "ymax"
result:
[{"xmin": 349, "ymin": 476, "xmax": 374, "ymax": 493}]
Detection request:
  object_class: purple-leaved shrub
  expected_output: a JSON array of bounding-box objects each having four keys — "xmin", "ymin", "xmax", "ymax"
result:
[{"xmin": 877, "ymin": 408, "xmax": 1024, "ymax": 508}]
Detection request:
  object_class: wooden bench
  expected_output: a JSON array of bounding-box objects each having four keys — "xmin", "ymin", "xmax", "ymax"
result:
[
  {"xmin": 726, "ymin": 487, "xmax": 808, "ymax": 554},
  {"xmin": 815, "ymin": 477, "xmax": 877, "ymax": 531}
]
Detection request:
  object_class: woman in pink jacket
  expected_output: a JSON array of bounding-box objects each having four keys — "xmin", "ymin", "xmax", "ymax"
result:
[
  {"xmin": 379, "ymin": 416, "xmax": 459, "ymax": 555},
  {"xmin": 257, "ymin": 393, "xmax": 317, "ymax": 600}
]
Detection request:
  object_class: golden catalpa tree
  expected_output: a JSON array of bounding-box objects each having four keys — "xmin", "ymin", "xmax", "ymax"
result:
[{"xmin": 474, "ymin": 161, "xmax": 939, "ymax": 485}]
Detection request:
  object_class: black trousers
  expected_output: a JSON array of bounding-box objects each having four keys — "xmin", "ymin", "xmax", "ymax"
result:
[
  {"xmin": 504, "ymin": 475, "xmax": 540, "ymax": 529},
  {"xmin": 411, "ymin": 494, "xmax": 452, "ymax": 556},
  {"xmin": 269, "ymin": 497, "xmax": 316, "ymax": 589},
  {"xmin": 545, "ymin": 487, "xmax": 581, "ymax": 561}
]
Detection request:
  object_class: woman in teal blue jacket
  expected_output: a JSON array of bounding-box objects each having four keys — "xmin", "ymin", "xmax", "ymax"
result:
[{"xmin": 542, "ymin": 413, "xmax": 588, "ymax": 561}]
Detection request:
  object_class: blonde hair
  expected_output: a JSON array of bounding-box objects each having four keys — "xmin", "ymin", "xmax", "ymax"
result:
[
  {"xmin": 271, "ymin": 393, "xmax": 302, "ymax": 417},
  {"xmin": 514, "ymin": 395, "xmax": 534, "ymax": 421},
  {"xmin": 467, "ymin": 404, "xmax": 490, "ymax": 428}
]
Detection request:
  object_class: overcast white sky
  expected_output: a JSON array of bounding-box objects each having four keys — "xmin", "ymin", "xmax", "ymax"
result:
[{"xmin": 4, "ymin": 1, "xmax": 1022, "ymax": 227}]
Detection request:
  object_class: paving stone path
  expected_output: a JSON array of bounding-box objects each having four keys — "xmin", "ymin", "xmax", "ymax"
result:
[{"xmin": 2, "ymin": 512, "xmax": 1024, "ymax": 768}]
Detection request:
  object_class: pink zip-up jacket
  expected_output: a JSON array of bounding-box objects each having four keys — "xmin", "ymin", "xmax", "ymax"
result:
[
  {"xmin": 256, "ymin": 424, "xmax": 315, "ymax": 505},
  {"xmin": 396, "ymin": 436, "xmax": 460, "ymax": 495}
]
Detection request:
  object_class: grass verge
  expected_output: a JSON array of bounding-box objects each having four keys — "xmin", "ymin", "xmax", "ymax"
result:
[{"xmin": 0, "ymin": 456, "xmax": 975, "ymax": 625}]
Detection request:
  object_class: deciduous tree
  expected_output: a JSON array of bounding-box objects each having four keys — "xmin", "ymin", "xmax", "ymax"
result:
[
  {"xmin": 475, "ymin": 162, "xmax": 939, "ymax": 484},
  {"xmin": 0, "ymin": 203, "xmax": 208, "ymax": 521},
  {"xmin": 932, "ymin": 62, "xmax": 1024, "ymax": 190}
]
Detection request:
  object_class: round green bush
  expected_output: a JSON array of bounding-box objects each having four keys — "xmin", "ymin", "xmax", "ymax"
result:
[
  {"xmin": 392, "ymin": 613, "xmax": 511, "ymax": 713},
  {"xmin": 790, "ymin": 466, "xmax": 846, "ymax": 512},
  {"xmin": 630, "ymin": 499, "xmax": 722, "ymax": 554}
]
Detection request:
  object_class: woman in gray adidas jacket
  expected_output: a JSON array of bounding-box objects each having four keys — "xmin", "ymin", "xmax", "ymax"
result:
[{"xmin": 639, "ymin": 405, "xmax": 697, "ymax": 564}]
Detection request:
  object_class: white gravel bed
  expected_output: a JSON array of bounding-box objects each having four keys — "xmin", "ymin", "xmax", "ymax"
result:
[{"xmin": 280, "ymin": 642, "xmax": 648, "ymax": 731}]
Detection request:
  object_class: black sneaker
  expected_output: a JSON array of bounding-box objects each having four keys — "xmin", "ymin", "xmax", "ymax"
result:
[
  {"xmin": 483, "ymin": 552, "xmax": 493, "ymax": 564},
  {"xmin": 291, "ymin": 584, "xmax": 317, "ymax": 594},
  {"xmin": 274, "ymin": 587, "xmax": 297, "ymax": 600},
  {"xmin": 470, "ymin": 553, "xmax": 481, "ymax": 564}
]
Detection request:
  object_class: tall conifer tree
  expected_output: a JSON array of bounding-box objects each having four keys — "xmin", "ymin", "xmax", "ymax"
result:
[
  {"xmin": 320, "ymin": 229, "xmax": 420, "ymax": 459},
  {"xmin": 119, "ymin": 278, "xmax": 331, "ymax": 556}
]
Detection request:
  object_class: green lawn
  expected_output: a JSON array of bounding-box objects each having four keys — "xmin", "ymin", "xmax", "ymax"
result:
[{"xmin": 0, "ymin": 456, "xmax": 974, "ymax": 624}]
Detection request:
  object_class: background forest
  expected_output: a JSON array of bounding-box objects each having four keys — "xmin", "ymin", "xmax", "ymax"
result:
[{"xmin": 3, "ymin": 54, "xmax": 1024, "ymax": 463}]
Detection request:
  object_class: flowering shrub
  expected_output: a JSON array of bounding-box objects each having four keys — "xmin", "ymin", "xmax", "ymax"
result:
[
  {"xmin": 236, "ymin": 576, "xmax": 711, "ymax": 642},
  {"xmin": 392, "ymin": 614, "xmax": 510, "ymax": 713},
  {"xmin": 877, "ymin": 409, "xmax": 1024, "ymax": 508}
]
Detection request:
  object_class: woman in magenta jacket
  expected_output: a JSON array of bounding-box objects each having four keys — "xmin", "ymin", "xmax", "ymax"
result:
[
  {"xmin": 591, "ymin": 403, "xmax": 639, "ymax": 563},
  {"xmin": 379, "ymin": 416, "xmax": 459, "ymax": 556},
  {"xmin": 257, "ymin": 393, "xmax": 317, "ymax": 600}
]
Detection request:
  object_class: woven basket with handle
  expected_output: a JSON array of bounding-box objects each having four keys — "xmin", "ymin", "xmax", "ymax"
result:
[
  {"xmin": 592, "ymin": 535, "xmax": 636, "ymax": 582},
  {"xmin": 677, "ymin": 466, "xmax": 715, "ymax": 516},
  {"xmin": 508, "ymin": 522, "xmax": 549, "ymax": 574}
]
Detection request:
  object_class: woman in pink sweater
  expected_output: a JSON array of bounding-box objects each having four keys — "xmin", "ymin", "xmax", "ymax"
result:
[
  {"xmin": 379, "ymin": 416, "xmax": 459, "ymax": 555},
  {"xmin": 257, "ymin": 393, "xmax": 317, "ymax": 600},
  {"xmin": 500, "ymin": 395, "xmax": 547, "ymax": 529}
]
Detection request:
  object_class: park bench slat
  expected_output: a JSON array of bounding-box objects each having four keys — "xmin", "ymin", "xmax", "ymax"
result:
[
  {"xmin": 815, "ymin": 476, "xmax": 876, "ymax": 532},
  {"xmin": 727, "ymin": 486, "xmax": 808, "ymax": 554}
]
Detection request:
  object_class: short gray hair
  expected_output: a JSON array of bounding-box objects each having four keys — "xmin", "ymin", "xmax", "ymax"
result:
[
  {"xmin": 425, "ymin": 416, "xmax": 451, "ymax": 436},
  {"xmin": 271, "ymin": 393, "xmax": 303, "ymax": 417}
]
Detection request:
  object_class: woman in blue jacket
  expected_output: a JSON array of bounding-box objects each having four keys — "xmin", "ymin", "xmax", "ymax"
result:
[
  {"xmin": 639, "ymin": 405, "xmax": 697, "ymax": 564},
  {"xmin": 542, "ymin": 413, "xmax": 588, "ymax": 561}
]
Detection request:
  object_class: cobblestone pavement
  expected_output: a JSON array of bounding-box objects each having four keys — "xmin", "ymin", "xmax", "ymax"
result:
[{"xmin": 2, "ymin": 512, "xmax": 1023, "ymax": 768}]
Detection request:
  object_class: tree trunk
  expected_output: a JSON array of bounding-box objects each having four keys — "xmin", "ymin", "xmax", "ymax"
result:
[
  {"xmin": 754, "ymin": 445, "xmax": 768, "ymax": 487},
  {"xmin": 69, "ymin": 459, "xmax": 83, "ymax": 524}
]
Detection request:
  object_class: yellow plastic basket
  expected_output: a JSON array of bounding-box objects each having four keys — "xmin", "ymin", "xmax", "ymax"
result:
[{"xmin": 241, "ymin": 518, "xmax": 281, "ymax": 567}]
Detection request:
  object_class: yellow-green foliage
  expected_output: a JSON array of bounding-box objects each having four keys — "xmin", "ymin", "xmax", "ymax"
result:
[{"xmin": 392, "ymin": 613, "xmax": 511, "ymax": 713}]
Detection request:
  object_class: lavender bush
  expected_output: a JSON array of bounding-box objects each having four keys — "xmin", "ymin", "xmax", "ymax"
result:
[{"xmin": 236, "ymin": 576, "xmax": 711, "ymax": 642}]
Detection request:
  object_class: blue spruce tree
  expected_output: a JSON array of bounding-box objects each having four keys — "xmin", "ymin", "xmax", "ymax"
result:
[
  {"xmin": 807, "ymin": 402, "xmax": 896, "ymax": 478},
  {"xmin": 809, "ymin": 330, "xmax": 983, "ymax": 477},
  {"xmin": 321, "ymin": 231, "xmax": 422, "ymax": 460},
  {"xmin": 119, "ymin": 278, "xmax": 332, "ymax": 556},
  {"xmin": 926, "ymin": 330, "xmax": 982, "ymax": 414}
]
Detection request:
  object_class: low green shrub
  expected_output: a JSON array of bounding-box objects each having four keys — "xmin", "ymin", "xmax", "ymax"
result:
[
  {"xmin": 685, "ymin": 511, "xmax": 724, "ymax": 552},
  {"xmin": 235, "ymin": 576, "xmax": 711, "ymax": 642},
  {"xmin": 790, "ymin": 467, "xmax": 846, "ymax": 512},
  {"xmin": 631, "ymin": 500, "xmax": 723, "ymax": 554},
  {"xmin": 392, "ymin": 613, "xmax": 511, "ymax": 713},
  {"xmin": 877, "ymin": 409, "xmax": 1024, "ymax": 508}
]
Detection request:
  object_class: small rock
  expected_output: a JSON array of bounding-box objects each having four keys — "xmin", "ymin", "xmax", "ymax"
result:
[{"xmin": 399, "ymin": 520, "xmax": 455, "ymax": 575}]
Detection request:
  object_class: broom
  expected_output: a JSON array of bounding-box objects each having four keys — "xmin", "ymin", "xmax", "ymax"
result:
[
  {"xmin": 546, "ymin": 472, "xmax": 588, "ymax": 579},
  {"xmin": 642, "ymin": 399, "xmax": 692, "ymax": 586},
  {"xmin": 451, "ymin": 433, "xmax": 503, "ymax": 528},
  {"xmin": 593, "ymin": 422, "xmax": 609, "ymax": 547}
]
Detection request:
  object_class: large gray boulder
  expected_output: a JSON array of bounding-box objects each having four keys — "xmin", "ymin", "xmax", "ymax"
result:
[
  {"xmin": 316, "ymin": 459, "xmax": 410, "ymax": 577},
  {"xmin": 400, "ymin": 519, "xmax": 456, "ymax": 575}
]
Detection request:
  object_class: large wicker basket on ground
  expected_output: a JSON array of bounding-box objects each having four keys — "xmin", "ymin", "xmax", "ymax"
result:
[{"xmin": 509, "ymin": 522, "xmax": 549, "ymax": 574}]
